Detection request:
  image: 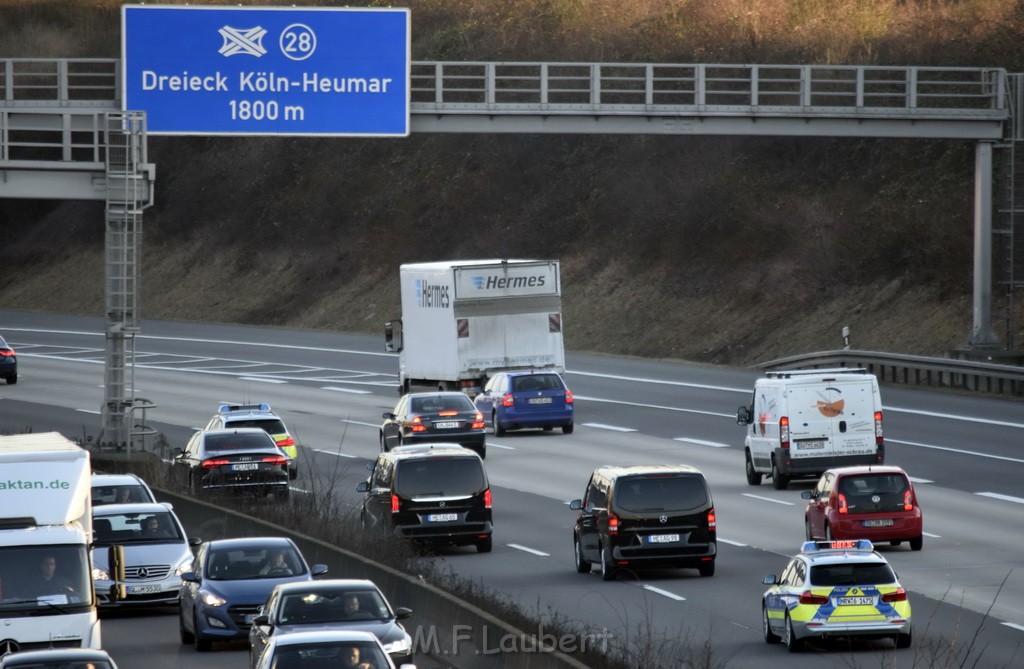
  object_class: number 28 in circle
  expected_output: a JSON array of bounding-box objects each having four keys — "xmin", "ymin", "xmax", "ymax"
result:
[{"xmin": 280, "ymin": 24, "xmax": 317, "ymax": 61}]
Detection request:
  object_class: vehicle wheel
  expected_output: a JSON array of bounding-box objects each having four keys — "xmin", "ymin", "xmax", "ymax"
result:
[
  {"xmin": 476, "ymin": 536, "xmax": 493, "ymax": 553},
  {"xmin": 600, "ymin": 545, "xmax": 616, "ymax": 581},
  {"xmin": 379, "ymin": 432, "xmax": 387, "ymax": 452},
  {"xmin": 784, "ymin": 612, "xmax": 803, "ymax": 653},
  {"xmin": 193, "ymin": 614, "xmax": 211, "ymax": 652},
  {"xmin": 492, "ymin": 412, "xmax": 506, "ymax": 437},
  {"xmin": 771, "ymin": 458, "xmax": 789, "ymax": 490},
  {"xmin": 562, "ymin": 422, "xmax": 574, "ymax": 435},
  {"xmin": 896, "ymin": 630, "xmax": 912, "ymax": 649},
  {"xmin": 762, "ymin": 605, "xmax": 781, "ymax": 644},
  {"xmin": 179, "ymin": 608, "xmax": 194, "ymax": 644},
  {"xmin": 804, "ymin": 519, "xmax": 814, "ymax": 541},
  {"xmin": 698, "ymin": 560, "xmax": 715, "ymax": 577},
  {"xmin": 6, "ymin": 373, "xmax": 16, "ymax": 385},
  {"xmin": 745, "ymin": 451, "xmax": 762, "ymax": 486},
  {"xmin": 909, "ymin": 535, "xmax": 923, "ymax": 551},
  {"xmin": 574, "ymin": 535, "xmax": 591, "ymax": 574}
]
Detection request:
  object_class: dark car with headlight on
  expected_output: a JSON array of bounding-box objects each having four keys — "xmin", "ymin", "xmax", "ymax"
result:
[{"xmin": 178, "ymin": 536, "xmax": 328, "ymax": 652}]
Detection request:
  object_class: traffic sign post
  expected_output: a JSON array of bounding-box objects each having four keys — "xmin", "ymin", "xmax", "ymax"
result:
[{"xmin": 122, "ymin": 5, "xmax": 410, "ymax": 136}]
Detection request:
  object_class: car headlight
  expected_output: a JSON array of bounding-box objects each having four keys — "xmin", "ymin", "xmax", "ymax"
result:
[
  {"xmin": 198, "ymin": 589, "xmax": 227, "ymax": 607},
  {"xmin": 174, "ymin": 557, "xmax": 194, "ymax": 577},
  {"xmin": 92, "ymin": 567, "xmax": 110, "ymax": 581},
  {"xmin": 383, "ymin": 635, "xmax": 412, "ymax": 653}
]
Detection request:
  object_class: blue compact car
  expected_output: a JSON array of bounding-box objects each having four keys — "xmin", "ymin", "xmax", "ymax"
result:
[
  {"xmin": 179, "ymin": 536, "xmax": 328, "ymax": 652},
  {"xmin": 474, "ymin": 371, "xmax": 574, "ymax": 436}
]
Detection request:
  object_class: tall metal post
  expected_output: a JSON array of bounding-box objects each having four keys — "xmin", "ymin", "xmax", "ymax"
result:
[{"xmin": 968, "ymin": 140, "xmax": 1001, "ymax": 348}]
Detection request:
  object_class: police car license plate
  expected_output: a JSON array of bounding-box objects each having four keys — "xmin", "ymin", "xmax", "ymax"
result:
[
  {"xmin": 796, "ymin": 440, "xmax": 825, "ymax": 450},
  {"xmin": 434, "ymin": 421, "xmax": 460, "ymax": 429},
  {"xmin": 528, "ymin": 397, "xmax": 553, "ymax": 404},
  {"xmin": 648, "ymin": 534, "xmax": 680, "ymax": 544},
  {"xmin": 428, "ymin": 513, "xmax": 458, "ymax": 522},
  {"xmin": 862, "ymin": 518, "xmax": 894, "ymax": 527},
  {"xmin": 233, "ymin": 463, "xmax": 259, "ymax": 471},
  {"xmin": 128, "ymin": 584, "xmax": 162, "ymax": 595},
  {"xmin": 838, "ymin": 596, "xmax": 874, "ymax": 606}
]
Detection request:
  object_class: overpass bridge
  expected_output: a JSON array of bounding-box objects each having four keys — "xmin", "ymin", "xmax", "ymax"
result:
[{"xmin": 1, "ymin": 59, "xmax": 1021, "ymax": 447}]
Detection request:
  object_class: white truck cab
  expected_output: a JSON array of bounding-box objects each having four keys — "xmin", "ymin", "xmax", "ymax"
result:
[{"xmin": 737, "ymin": 368, "xmax": 884, "ymax": 490}]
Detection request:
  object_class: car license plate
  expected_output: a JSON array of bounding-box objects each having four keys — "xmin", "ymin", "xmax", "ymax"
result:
[
  {"xmin": 528, "ymin": 397, "xmax": 553, "ymax": 404},
  {"xmin": 862, "ymin": 518, "xmax": 894, "ymax": 527},
  {"xmin": 647, "ymin": 534, "xmax": 680, "ymax": 544},
  {"xmin": 796, "ymin": 440, "xmax": 825, "ymax": 450},
  {"xmin": 428, "ymin": 513, "xmax": 458, "ymax": 522},
  {"xmin": 233, "ymin": 463, "xmax": 259, "ymax": 471},
  {"xmin": 127, "ymin": 584, "xmax": 162, "ymax": 595},
  {"xmin": 838, "ymin": 596, "xmax": 874, "ymax": 606},
  {"xmin": 434, "ymin": 421, "xmax": 460, "ymax": 429}
]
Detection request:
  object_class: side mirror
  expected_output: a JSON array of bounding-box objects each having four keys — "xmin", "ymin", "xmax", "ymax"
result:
[
  {"xmin": 181, "ymin": 571, "xmax": 199, "ymax": 583},
  {"xmin": 252, "ymin": 614, "xmax": 270, "ymax": 626},
  {"xmin": 311, "ymin": 564, "xmax": 329, "ymax": 577},
  {"xmin": 382, "ymin": 412, "xmax": 395, "ymax": 420},
  {"xmin": 762, "ymin": 574, "xmax": 778, "ymax": 586},
  {"xmin": 356, "ymin": 481, "xmax": 369, "ymax": 493},
  {"xmin": 568, "ymin": 499, "xmax": 583, "ymax": 511},
  {"xmin": 736, "ymin": 406, "xmax": 751, "ymax": 426},
  {"xmin": 800, "ymin": 491, "xmax": 814, "ymax": 500},
  {"xmin": 170, "ymin": 447, "xmax": 184, "ymax": 458},
  {"xmin": 394, "ymin": 607, "xmax": 412, "ymax": 619},
  {"xmin": 189, "ymin": 537, "xmax": 202, "ymax": 547}
]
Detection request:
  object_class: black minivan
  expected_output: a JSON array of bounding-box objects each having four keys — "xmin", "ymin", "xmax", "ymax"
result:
[
  {"xmin": 570, "ymin": 465, "xmax": 717, "ymax": 580},
  {"xmin": 357, "ymin": 443, "xmax": 493, "ymax": 552}
]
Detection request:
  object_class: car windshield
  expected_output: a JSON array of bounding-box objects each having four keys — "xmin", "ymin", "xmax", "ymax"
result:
[
  {"xmin": 278, "ymin": 589, "xmax": 391, "ymax": 624},
  {"xmin": 204, "ymin": 432, "xmax": 274, "ymax": 451},
  {"xmin": 205, "ymin": 546, "xmax": 305, "ymax": 581},
  {"xmin": 410, "ymin": 395, "xmax": 474, "ymax": 413},
  {"xmin": 810, "ymin": 562, "xmax": 897, "ymax": 586},
  {"xmin": 511, "ymin": 374, "xmax": 563, "ymax": 391},
  {"xmin": 614, "ymin": 475, "xmax": 708, "ymax": 512},
  {"xmin": 396, "ymin": 458, "xmax": 486, "ymax": 496},
  {"xmin": 271, "ymin": 641, "xmax": 388, "ymax": 669},
  {"xmin": 92, "ymin": 484, "xmax": 152, "ymax": 505},
  {"xmin": 93, "ymin": 511, "xmax": 183, "ymax": 544}
]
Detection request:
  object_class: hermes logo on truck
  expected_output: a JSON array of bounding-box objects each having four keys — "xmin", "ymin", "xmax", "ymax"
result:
[
  {"xmin": 471, "ymin": 274, "xmax": 546, "ymax": 290},
  {"xmin": 415, "ymin": 279, "xmax": 450, "ymax": 309}
]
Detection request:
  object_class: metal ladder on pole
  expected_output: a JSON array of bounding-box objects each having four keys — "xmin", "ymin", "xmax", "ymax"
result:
[
  {"xmin": 995, "ymin": 74, "xmax": 1024, "ymax": 349},
  {"xmin": 98, "ymin": 111, "xmax": 149, "ymax": 452}
]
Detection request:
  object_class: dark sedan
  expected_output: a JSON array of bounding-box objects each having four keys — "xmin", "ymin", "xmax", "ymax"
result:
[
  {"xmin": 379, "ymin": 392, "xmax": 486, "ymax": 458},
  {"xmin": 169, "ymin": 428, "xmax": 291, "ymax": 501},
  {"xmin": 179, "ymin": 536, "xmax": 328, "ymax": 652},
  {"xmin": 249, "ymin": 579, "xmax": 413, "ymax": 668},
  {"xmin": 0, "ymin": 335, "xmax": 16, "ymax": 385}
]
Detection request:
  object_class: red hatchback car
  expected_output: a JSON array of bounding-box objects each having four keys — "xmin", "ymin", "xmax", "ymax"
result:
[{"xmin": 802, "ymin": 465, "xmax": 923, "ymax": 551}]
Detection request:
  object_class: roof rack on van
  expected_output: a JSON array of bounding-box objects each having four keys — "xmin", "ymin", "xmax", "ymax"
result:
[{"xmin": 766, "ymin": 368, "xmax": 869, "ymax": 379}]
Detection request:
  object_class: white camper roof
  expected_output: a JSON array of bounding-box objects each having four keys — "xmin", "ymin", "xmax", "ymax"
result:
[
  {"xmin": 0, "ymin": 432, "xmax": 89, "ymax": 460},
  {"xmin": 400, "ymin": 259, "xmax": 548, "ymax": 271},
  {"xmin": 0, "ymin": 432, "xmax": 91, "ymax": 527}
]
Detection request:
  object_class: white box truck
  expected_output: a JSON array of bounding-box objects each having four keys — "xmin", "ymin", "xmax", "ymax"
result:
[
  {"xmin": 736, "ymin": 368, "xmax": 884, "ymax": 490},
  {"xmin": 385, "ymin": 259, "xmax": 565, "ymax": 395},
  {"xmin": 0, "ymin": 432, "xmax": 101, "ymax": 651}
]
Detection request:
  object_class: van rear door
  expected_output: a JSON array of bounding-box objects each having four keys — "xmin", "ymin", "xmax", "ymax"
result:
[{"xmin": 786, "ymin": 378, "xmax": 877, "ymax": 462}]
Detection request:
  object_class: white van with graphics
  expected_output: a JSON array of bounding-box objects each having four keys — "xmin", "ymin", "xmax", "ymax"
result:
[{"xmin": 736, "ymin": 368, "xmax": 884, "ymax": 490}]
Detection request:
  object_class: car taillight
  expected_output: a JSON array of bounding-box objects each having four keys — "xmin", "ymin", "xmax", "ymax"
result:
[
  {"xmin": 483, "ymin": 488, "xmax": 492, "ymax": 509},
  {"xmin": 391, "ymin": 494, "xmax": 400, "ymax": 513},
  {"xmin": 261, "ymin": 455, "xmax": 287, "ymax": 465},
  {"xmin": 410, "ymin": 416, "xmax": 426, "ymax": 432},
  {"xmin": 0, "ymin": 349, "xmax": 13, "ymax": 357},
  {"xmin": 903, "ymin": 489, "xmax": 914, "ymax": 511},
  {"xmin": 608, "ymin": 513, "xmax": 619, "ymax": 536},
  {"xmin": 201, "ymin": 458, "xmax": 230, "ymax": 469},
  {"xmin": 438, "ymin": 410, "xmax": 458, "ymax": 416},
  {"xmin": 707, "ymin": 508, "xmax": 716, "ymax": 530},
  {"xmin": 875, "ymin": 410, "xmax": 884, "ymax": 445},
  {"xmin": 881, "ymin": 588, "xmax": 907, "ymax": 603},
  {"xmin": 779, "ymin": 416, "xmax": 790, "ymax": 449},
  {"xmin": 471, "ymin": 412, "xmax": 485, "ymax": 429},
  {"xmin": 565, "ymin": 390, "xmax": 574, "ymax": 404},
  {"xmin": 276, "ymin": 436, "xmax": 295, "ymax": 448},
  {"xmin": 799, "ymin": 591, "xmax": 828, "ymax": 605},
  {"xmin": 502, "ymin": 393, "xmax": 514, "ymax": 407},
  {"xmin": 836, "ymin": 493, "xmax": 849, "ymax": 514}
]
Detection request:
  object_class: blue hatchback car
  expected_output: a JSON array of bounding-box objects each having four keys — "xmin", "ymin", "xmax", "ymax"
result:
[
  {"xmin": 474, "ymin": 371, "xmax": 574, "ymax": 436},
  {"xmin": 179, "ymin": 536, "xmax": 328, "ymax": 652}
]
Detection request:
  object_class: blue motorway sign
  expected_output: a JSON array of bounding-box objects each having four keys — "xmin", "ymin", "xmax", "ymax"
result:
[{"xmin": 122, "ymin": 5, "xmax": 410, "ymax": 136}]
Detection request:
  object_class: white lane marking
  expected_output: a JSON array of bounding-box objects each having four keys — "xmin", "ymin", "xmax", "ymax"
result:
[
  {"xmin": 889, "ymin": 439, "xmax": 1024, "ymax": 465},
  {"xmin": 240, "ymin": 377, "xmax": 287, "ymax": 384},
  {"xmin": 340, "ymin": 419, "xmax": 379, "ymax": 428},
  {"xmin": 569, "ymin": 370, "xmax": 743, "ymax": 394},
  {"xmin": 718, "ymin": 538, "xmax": 747, "ymax": 547},
  {"xmin": 76, "ymin": 409, "xmax": 102, "ymax": 414},
  {"xmin": 489, "ymin": 442, "xmax": 515, "ymax": 450},
  {"xmin": 908, "ymin": 476, "xmax": 933, "ymax": 484},
  {"xmin": 742, "ymin": 493, "xmax": 796, "ymax": 506},
  {"xmin": 923, "ymin": 532, "xmax": 942, "ymax": 538},
  {"xmin": 508, "ymin": 544, "xmax": 549, "ymax": 557},
  {"xmin": 1002, "ymin": 622, "xmax": 1024, "ymax": 632},
  {"xmin": 885, "ymin": 407, "xmax": 1024, "ymax": 430},
  {"xmin": 583, "ymin": 422, "xmax": 637, "ymax": 432},
  {"xmin": 575, "ymin": 395, "xmax": 733, "ymax": 419},
  {"xmin": 309, "ymin": 448, "xmax": 358, "ymax": 459},
  {"xmin": 977, "ymin": 492, "xmax": 1024, "ymax": 504},
  {"xmin": 640, "ymin": 584, "xmax": 686, "ymax": 601},
  {"xmin": 674, "ymin": 437, "xmax": 730, "ymax": 448},
  {"xmin": 323, "ymin": 386, "xmax": 373, "ymax": 395}
]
